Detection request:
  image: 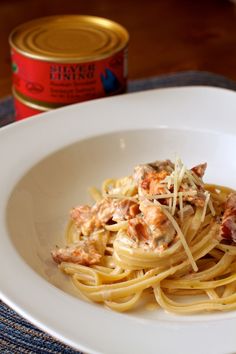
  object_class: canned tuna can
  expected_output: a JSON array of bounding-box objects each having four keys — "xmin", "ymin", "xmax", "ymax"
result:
[
  {"xmin": 13, "ymin": 88, "xmax": 51, "ymax": 120},
  {"xmin": 9, "ymin": 15, "xmax": 129, "ymax": 105}
]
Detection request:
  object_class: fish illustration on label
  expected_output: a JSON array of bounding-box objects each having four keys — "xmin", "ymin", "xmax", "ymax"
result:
[{"xmin": 100, "ymin": 68, "xmax": 121, "ymax": 95}]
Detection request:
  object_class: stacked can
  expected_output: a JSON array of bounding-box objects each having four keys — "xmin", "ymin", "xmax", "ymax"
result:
[{"xmin": 9, "ymin": 15, "xmax": 129, "ymax": 120}]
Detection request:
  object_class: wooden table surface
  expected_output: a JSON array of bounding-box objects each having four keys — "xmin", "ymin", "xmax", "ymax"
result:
[{"xmin": 1, "ymin": 0, "xmax": 236, "ymax": 98}]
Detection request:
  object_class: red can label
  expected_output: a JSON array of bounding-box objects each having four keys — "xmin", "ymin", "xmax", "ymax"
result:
[{"xmin": 11, "ymin": 48, "xmax": 128, "ymax": 105}]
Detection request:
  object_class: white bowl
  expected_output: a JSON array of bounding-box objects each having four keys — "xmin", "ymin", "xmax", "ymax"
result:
[{"xmin": 1, "ymin": 87, "xmax": 236, "ymax": 354}]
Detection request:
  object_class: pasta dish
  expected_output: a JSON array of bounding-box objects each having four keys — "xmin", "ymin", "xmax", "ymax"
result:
[{"xmin": 51, "ymin": 158, "xmax": 236, "ymax": 313}]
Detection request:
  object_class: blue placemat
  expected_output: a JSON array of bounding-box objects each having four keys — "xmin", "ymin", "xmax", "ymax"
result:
[{"xmin": 1, "ymin": 70, "xmax": 236, "ymax": 353}]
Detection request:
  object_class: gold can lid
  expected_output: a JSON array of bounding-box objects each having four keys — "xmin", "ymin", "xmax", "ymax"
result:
[{"xmin": 9, "ymin": 15, "xmax": 129, "ymax": 63}]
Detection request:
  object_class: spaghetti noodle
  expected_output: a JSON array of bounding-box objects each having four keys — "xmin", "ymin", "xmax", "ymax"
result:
[{"xmin": 51, "ymin": 158, "xmax": 236, "ymax": 313}]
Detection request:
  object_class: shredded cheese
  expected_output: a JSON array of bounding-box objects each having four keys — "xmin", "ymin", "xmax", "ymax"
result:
[
  {"xmin": 168, "ymin": 196, "xmax": 172, "ymax": 211},
  {"xmin": 208, "ymin": 197, "xmax": 216, "ymax": 216},
  {"xmin": 155, "ymin": 200, "xmax": 198, "ymax": 272},
  {"xmin": 172, "ymin": 167, "xmax": 178, "ymax": 215},
  {"xmin": 178, "ymin": 164, "xmax": 186, "ymax": 189},
  {"xmin": 201, "ymin": 192, "xmax": 211, "ymax": 222},
  {"xmin": 167, "ymin": 175, "xmax": 172, "ymax": 189},
  {"xmin": 179, "ymin": 192, "xmax": 184, "ymax": 223}
]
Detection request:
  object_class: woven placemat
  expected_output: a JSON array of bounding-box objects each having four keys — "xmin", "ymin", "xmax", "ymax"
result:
[{"xmin": 1, "ymin": 70, "xmax": 236, "ymax": 353}]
